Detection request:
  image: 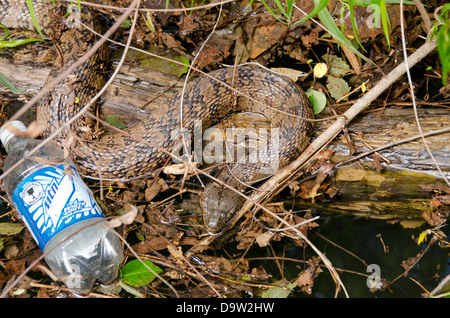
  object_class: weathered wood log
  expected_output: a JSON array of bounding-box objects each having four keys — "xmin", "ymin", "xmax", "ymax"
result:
[
  {"xmin": 296, "ymin": 106, "xmax": 450, "ymax": 226},
  {"xmin": 1, "ymin": 58, "xmax": 449, "ymax": 226},
  {"xmin": 0, "ymin": 58, "xmax": 182, "ymax": 124}
]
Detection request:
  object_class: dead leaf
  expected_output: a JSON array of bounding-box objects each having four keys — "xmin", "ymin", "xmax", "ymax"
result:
[
  {"xmin": 255, "ymin": 231, "xmax": 274, "ymax": 247},
  {"xmin": 300, "ymin": 31, "xmax": 320, "ymax": 48},
  {"xmin": 163, "ymin": 162, "xmax": 200, "ymax": 175},
  {"xmin": 250, "ymin": 265, "xmax": 271, "ymax": 281},
  {"xmin": 178, "ymin": 14, "xmax": 199, "ymax": 38},
  {"xmin": 422, "ymin": 208, "xmax": 446, "ymax": 227},
  {"xmin": 144, "ymin": 0, "xmax": 181, "ymax": 25},
  {"xmin": 338, "ymin": 3, "xmax": 403, "ymax": 41},
  {"xmin": 327, "ymin": 76, "xmax": 351, "ymax": 101},
  {"xmin": 435, "ymin": 195, "xmax": 450, "ymax": 205},
  {"xmin": 193, "ymin": 35, "xmax": 234, "ymax": 69},
  {"xmin": 145, "ymin": 178, "xmax": 168, "ymax": 202},
  {"xmin": 322, "ymin": 54, "xmax": 351, "ymax": 78},
  {"xmin": 431, "ymin": 197, "xmax": 442, "ymax": 209},
  {"xmin": 401, "ymin": 253, "xmax": 420, "ymax": 272},
  {"xmin": 167, "ymin": 244, "xmax": 184, "ymax": 261},
  {"xmin": 294, "ymin": 257, "xmax": 321, "ymax": 294},
  {"xmin": 271, "ymin": 67, "xmax": 307, "ymax": 82},
  {"xmin": 4, "ymin": 244, "xmax": 19, "ymax": 259},
  {"xmin": 0, "ymin": 223, "xmax": 24, "ymax": 236},
  {"xmin": 324, "ymin": 186, "xmax": 338, "ymax": 199},
  {"xmin": 161, "ymin": 32, "xmax": 183, "ymax": 50},
  {"xmin": 107, "ymin": 205, "xmax": 138, "ymax": 228},
  {"xmin": 296, "ymin": 180, "xmax": 318, "ymax": 200},
  {"xmin": 244, "ymin": 14, "xmax": 288, "ymax": 59},
  {"xmin": 372, "ymin": 153, "xmax": 382, "ymax": 173}
]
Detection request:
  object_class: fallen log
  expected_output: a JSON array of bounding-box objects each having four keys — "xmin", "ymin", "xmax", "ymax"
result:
[
  {"xmin": 1, "ymin": 56, "xmax": 449, "ymax": 227},
  {"xmin": 287, "ymin": 99, "xmax": 449, "ymax": 227}
]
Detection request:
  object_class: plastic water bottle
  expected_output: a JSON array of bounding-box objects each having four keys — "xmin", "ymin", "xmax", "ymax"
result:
[{"xmin": 0, "ymin": 121, "xmax": 123, "ymax": 294}]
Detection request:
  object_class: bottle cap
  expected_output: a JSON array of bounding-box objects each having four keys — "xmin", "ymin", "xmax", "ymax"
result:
[{"xmin": 0, "ymin": 121, "xmax": 28, "ymax": 149}]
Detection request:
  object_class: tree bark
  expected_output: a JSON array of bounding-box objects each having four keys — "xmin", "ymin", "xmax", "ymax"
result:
[{"xmin": 1, "ymin": 58, "xmax": 449, "ymax": 225}]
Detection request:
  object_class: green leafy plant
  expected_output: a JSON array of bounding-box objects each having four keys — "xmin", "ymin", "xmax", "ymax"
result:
[
  {"xmin": 0, "ymin": 38, "xmax": 44, "ymax": 48},
  {"xmin": 0, "ymin": 34, "xmax": 43, "ymax": 92},
  {"xmin": 0, "ymin": 72, "xmax": 26, "ymax": 93},
  {"xmin": 259, "ymin": 0, "xmax": 413, "ymax": 64},
  {"xmin": 0, "ymin": 24, "xmax": 10, "ymax": 40},
  {"xmin": 306, "ymin": 88, "xmax": 327, "ymax": 114},
  {"xmin": 120, "ymin": 259, "xmax": 163, "ymax": 287},
  {"xmin": 260, "ymin": 0, "xmax": 294, "ymax": 24},
  {"xmin": 0, "ymin": 1, "xmax": 45, "ymax": 92},
  {"xmin": 188, "ymin": 0, "xmax": 207, "ymax": 15},
  {"xmin": 171, "ymin": 55, "xmax": 191, "ymax": 78},
  {"xmin": 25, "ymin": 0, "xmax": 44, "ymax": 39},
  {"xmin": 431, "ymin": 4, "xmax": 450, "ymax": 84},
  {"xmin": 104, "ymin": 115, "xmax": 127, "ymax": 129}
]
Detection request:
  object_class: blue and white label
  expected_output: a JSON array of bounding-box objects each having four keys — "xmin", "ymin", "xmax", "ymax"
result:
[{"xmin": 12, "ymin": 164, "xmax": 104, "ymax": 250}]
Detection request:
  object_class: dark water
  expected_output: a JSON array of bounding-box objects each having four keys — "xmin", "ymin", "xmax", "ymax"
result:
[
  {"xmin": 257, "ymin": 211, "xmax": 449, "ymax": 298},
  {"xmin": 1, "ymin": 182, "xmax": 448, "ymax": 298}
]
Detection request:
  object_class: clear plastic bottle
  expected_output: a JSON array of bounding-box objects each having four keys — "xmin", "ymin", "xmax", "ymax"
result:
[{"xmin": 0, "ymin": 121, "xmax": 123, "ymax": 294}]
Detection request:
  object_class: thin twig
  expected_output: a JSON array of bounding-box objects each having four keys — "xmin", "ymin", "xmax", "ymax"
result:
[
  {"xmin": 0, "ymin": 218, "xmax": 105, "ymax": 298},
  {"xmin": 138, "ymin": 221, "xmax": 223, "ymax": 297},
  {"xmin": 0, "ymin": 0, "xmax": 141, "ymax": 298},
  {"xmin": 400, "ymin": 0, "xmax": 449, "ymax": 185},
  {"xmin": 233, "ymin": 37, "xmax": 438, "ymax": 229},
  {"xmin": 0, "ymin": 0, "xmax": 140, "ymax": 182},
  {"xmin": 412, "ymin": 0, "xmax": 432, "ymax": 34},
  {"xmin": 220, "ymin": 36, "xmax": 438, "ymax": 297},
  {"xmin": 177, "ymin": 2, "xmax": 224, "ymax": 188},
  {"xmin": 63, "ymin": 0, "xmax": 236, "ymax": 13},
  {"xmin": 335, "ymin": 126, "xmax": 450, "ymax": 168}
]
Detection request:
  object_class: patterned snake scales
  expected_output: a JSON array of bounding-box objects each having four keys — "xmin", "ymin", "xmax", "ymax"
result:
[{"xmin": 1, "ymin": 0, "xmax": 314, "ymax": 233}]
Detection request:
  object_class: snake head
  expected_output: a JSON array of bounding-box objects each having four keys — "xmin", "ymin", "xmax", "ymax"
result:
[{"xmin": 201, "ymin": 182, "xmax": 245, "ymax": 235}]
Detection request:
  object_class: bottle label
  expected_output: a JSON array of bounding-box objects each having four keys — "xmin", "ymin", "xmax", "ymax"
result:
[{"xmin": 12, "ymin": 164, "xmax": 104, "ymax": 250}]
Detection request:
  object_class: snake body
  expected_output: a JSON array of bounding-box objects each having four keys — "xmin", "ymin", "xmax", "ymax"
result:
[{"xmin": 1, "ymin": 0, "xmax": 314, "ymax": 233}]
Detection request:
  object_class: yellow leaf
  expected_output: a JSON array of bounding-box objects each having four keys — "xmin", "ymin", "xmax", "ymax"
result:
[
  {"xmin": 313, "ymin": 63, "xmax": 328, "ymax": 78},
  {"xmin": 417, "ymin": 231, "xmax": 428, "ymax": 245}
]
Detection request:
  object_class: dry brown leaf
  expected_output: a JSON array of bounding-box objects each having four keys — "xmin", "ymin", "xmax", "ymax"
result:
[
  {"xmin": 145, "ymin": 178, "xmax": 167, "ymax": 202},
  {"xmin": 163, "ymin": 162, "xmax": 200, "ymax": 175},
  {"xmin": 401, "ymin": 253, "xmax": 421, "ymax": 272},
  {"xmin": 107, "ymin": 205, "xmax": 138, "ymax": 228},
  {"xmin": 422, "ymin": 208, "xmax": 446, "ymax": 227},
  {"xmin": 255, "ymin": 231, "xmax": 274, "ymax": 247},
  {"xmin": 271, "ymin": 67, "xmax": 306, "ymax": 82},
  {"xmin": 294, "ymin": 257, "xmax": 321, "ymax": 294}
]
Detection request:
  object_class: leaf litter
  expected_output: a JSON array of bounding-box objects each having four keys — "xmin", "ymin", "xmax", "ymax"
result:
[{"xmin": 0, "ymin": 0, "xmax": 448, "ymax": 298}]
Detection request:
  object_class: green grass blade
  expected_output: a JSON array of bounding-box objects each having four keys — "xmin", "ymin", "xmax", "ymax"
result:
[
  {"xmin": 315, "ymin": 0, "xmax": 372, "ymax": 65},
  {"xmin": 294, "ymin": 0, "xmax": 329, "ymax": 25},
  {"xmin": 0, "ymin": 38, "xmax": 44, "ymax": 48},
  {"xmin": 437, "ymin": 22, "xmax": 450, "ymax": 84},
  {"xmin": 0, "ymin": 24, "xmax": 10, "ymax": 40},
  {"xmin": 260, "ymin": 0, "xmax": 288, "ymax": 24},
  {"xmin": 273, "ymin": 0, "xmax": 288, "ymax": 18},
  {"xmin": 379, "ymin": 0, "xmax": 391, "ymax": 48},
  {"xmin": 286, "ymin": 0, "xmax": 294, "ymax": 22},
  {"xmin": 26, "ymin": 0, "xmax": 45, "ymax": 39},
  {"xmin": 347, "ymin": 0, "xmax": 364, "ymax": 50},
  {"xmin": 352, "ymin": 0, "xmax": 414, "ymax": 4},
  {"xmin": 0, "ymin": 72, "xmax": 26, "ymax": 93}
]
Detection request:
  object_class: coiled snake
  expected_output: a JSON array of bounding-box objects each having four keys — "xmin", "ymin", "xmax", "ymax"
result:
[{"xmin": 0, "ymin": 0, "xmax": 314, "ymax": 233}]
